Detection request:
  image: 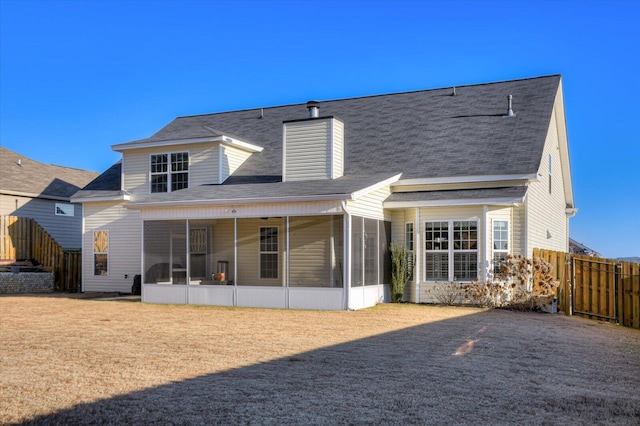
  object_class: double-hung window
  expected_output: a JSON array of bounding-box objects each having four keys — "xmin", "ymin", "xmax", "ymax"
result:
[
  {"xmin": 453, "ymin": 221, "xmax": 478, "ymax": 281},
  {"xmin": 425, "ymin": 221, "xmax": 449, "ymax": 280},
  {"xmin": 259, "ymin": 227, "xmax": 278, "ymax": 279},
  {"xmin": 425, "ymin": 220, "xmax": 478, "ymax": 281},
  {"xmin": 405, "ymin": 222, "xmax": 415, "ymax": 280},
  {"xmin": 492, "ymin": 220, "xmax": 509, "ymax": 277},
  {"xmin": 150, "ymin": 152, "xmax": 189, "ymax": 193},
  {"xmin": 93, "ymin": 230, "xmax": 108, "ymax": 276}
]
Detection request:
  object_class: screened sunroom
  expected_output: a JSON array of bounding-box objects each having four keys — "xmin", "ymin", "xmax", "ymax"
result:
[{"xmin": 141, "ymin": 214, "xmax": 391, "ymax": 310}]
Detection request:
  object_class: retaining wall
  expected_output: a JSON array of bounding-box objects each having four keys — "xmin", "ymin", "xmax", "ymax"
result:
[{"xmin": 0, "ymin": 272, "xmax": 54, "ymax": 294}]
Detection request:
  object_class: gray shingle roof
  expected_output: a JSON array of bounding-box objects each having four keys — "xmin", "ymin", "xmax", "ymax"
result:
[
  {"xmin": 134, "ymin": 75, "xmax": 560, "ymax": 181},
  {"xmin": 0, "ymin": 147, "xmax": 99, "ymax": 200},
  {"xmin": 385, "ymin": 186, "xmax": 528, "ymax": 204},
  {"xmin": 84, "ymin": 75, "xmax": 561, "ymax": 201},
  {"xmin": 127, "ymin": 173, "xmax": 398, "ymax": 206}
]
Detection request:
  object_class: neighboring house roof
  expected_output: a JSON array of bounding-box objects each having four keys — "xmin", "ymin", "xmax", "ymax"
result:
[
  {"xmin": 569, "ymin": 238, "xmax": 601, "ymax": 257},
  {"xmin": 76, "ymin": 75, "xmax": 567, "ymax": 206},
  {"xmin": 0, "ymin": 147, "xmax": 99, "ymax": 201}
]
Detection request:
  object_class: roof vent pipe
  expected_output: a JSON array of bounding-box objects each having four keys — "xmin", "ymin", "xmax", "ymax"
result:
[
  {"xmin": 306, "ymin": 100, "xmax": 320, "ymax": 118},
  {"xmin": 505, "ymin": 94, "xmax": 515, "ymax": 117},
  {"xmin": 451, "ymin": 87, "xmax": 456, "ymax": 96}
]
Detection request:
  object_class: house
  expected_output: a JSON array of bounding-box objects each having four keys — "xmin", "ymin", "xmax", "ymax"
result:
[
  {"xmin": 71, "ymin": 75, "xmax": 575, "ymax": 310},
  {"xmin": 569, "ymin": 238, "xmax": 600, "ymax": 257},
  {"xmin": 0, "ymin": 147, "xmax": 99, "ymax": 250}
]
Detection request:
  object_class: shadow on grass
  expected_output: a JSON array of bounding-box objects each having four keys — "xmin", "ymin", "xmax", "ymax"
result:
[{"xmin": 21, "ymin": 309, "xmax": 640, "ymax": 425}]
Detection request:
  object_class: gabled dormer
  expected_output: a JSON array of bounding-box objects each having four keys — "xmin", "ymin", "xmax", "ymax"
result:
[
  {"xmin": 282, "ymin": 101, "xmax": 344, "ymax": 182},
  {"xmin": 111, "ymin": 129, "xmax": 262, "ymax": 196}
]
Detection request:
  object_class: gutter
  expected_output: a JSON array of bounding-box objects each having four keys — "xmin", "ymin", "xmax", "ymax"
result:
[
  {"xmin": 125, "ymin": 193, "xmax": 354, "ymax": 209},
  {"xmin": 383, "ymin": 197, "xmax": 526, "ymax": 209}
]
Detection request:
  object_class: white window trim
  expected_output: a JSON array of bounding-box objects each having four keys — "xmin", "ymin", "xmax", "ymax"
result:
[
  {"xmin": 93, "ymin": 230, "xmax": 109, "ymax": 277},
  {"xmin": 259, "ymin": 226, "xmax": 279, "ymax": 280},
  {"xmin": 55, "ymin": 203, "xmax": 75, "ymax": 216},
  {"xmin": 149, "ymin": 151, "xmax": 190, "ymax": 194},
  {"xmin": 491, "ymin": 219, "xmax": 510, "ymax": 278},
  {"xmin": 424, "ymin": 219, "xmax": 479, "ymax": 282},
  {"xmin": 405, "ymin": 222, "xmax": 414, "ymax": 252},
  {"xmin": 424, "ymin": 221, "xmax": 449, "ymax": 282}
]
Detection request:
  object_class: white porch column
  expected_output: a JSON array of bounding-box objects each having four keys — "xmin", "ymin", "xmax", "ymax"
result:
[
  {"xmin": 483, "ymin": 205, "xmax": 489, "ymax": 282},
  {"xmin": 285, "ymin": 216, "xmax": 290, "ymax": 309},
  {"xmin": 233, "ymin": 217, "xmax": 238, "ymax": 306},
  {"xmin": 342, "ymin": 205, "xmax": 351, "ymax": 310},
  {"xmin": 415, "ymin": 207, "xmax": 421, "ymax": 303}
]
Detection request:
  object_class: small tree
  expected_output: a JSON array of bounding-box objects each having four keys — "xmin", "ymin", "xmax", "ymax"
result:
[{"xmin": 390, "ymin": 242, "xmax": 409, "ymax": 302}]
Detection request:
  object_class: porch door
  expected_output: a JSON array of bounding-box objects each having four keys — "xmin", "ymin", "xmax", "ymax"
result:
[{"xmin": 190, "ymin": 227, "xmax": 207, "ymax": 281}]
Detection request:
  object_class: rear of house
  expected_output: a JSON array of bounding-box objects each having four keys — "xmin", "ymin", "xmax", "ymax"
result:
[{"xmin": 72, "ymin": 75, "xmax": 575, "ymax": 309}]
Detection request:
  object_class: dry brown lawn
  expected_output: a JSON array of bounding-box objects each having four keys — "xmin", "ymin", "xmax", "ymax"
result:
[{"xmin": 1, "ymin": 294, "xmax": 639, "ymax": 425}]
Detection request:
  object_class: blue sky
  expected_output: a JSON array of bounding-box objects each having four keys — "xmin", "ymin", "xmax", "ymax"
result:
[{"xmin": 1, "ymin": 0, "xmax": 638, "ymax": 258}]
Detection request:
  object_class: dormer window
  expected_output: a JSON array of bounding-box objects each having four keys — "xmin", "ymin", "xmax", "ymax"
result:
[{"xmin": 150, "ymin": 152, "xmax": 189, "ymax": 193}]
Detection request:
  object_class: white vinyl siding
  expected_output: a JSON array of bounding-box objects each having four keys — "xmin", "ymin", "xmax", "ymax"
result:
[
  {"xmin": 0, "ymin": 195, "xmax": 84, "ymax": 249},
  {"xmin": 526, "ymin": 102, "xmax": 569, "ymax": 255},
  {"xmin": 283, "ymin": 117, "xmax": 344, "ymax": 182},
  {"xmin": 221, "ymin": 145, "xmax": 252, "ymax": 183},
  {"xmin": 140, "ymin": 201, "xmax": 343, "ymax": 221},
  {"xmin": 124, "ymin": 144, "xmax": 222, "ymax": 195},
  {"xmin": 331, "ymin": 119, "xmax": 344, "ymax": 179},
  {"xmin": 346, "ymin": 186, "xmax": 391, "ymax": 220},
  {"xmin": 82, "ymin": 201, "xmax": 142, "ymax": 292},
  {"xmin": 288, "ymin": 216, "xmax": 332, "ymax": 287}
]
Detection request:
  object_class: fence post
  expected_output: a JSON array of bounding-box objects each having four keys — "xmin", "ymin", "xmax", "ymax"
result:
[{"xmin": 615, "ymin": 263, "xmax": 622, "ymax": 325}]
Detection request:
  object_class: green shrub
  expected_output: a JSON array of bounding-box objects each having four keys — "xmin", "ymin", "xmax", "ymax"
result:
[{"xmin": 390, "ymin": 242, "xmax": 410, "ymax": 302}]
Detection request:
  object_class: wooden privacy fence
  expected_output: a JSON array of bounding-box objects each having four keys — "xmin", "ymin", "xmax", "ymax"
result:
[
  {"xmin": 0, "ymin": 215, "xmax": 81, "ymax": 292},
  {"xmin": 534, "ymin": 248, "xmax": 640, "ymax": 330}
]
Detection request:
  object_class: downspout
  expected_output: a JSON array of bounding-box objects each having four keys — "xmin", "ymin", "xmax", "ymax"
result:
[
  {"xmin": 524, "ymin": 195, "xmax": 529, "ymax": 258},
  {"xmin": 483, "ymin": 205, "xmax": 489, "ymax": 282},
  {"xmin": 415, "ymin": 207, "xmax": 420, "ymax": 304},
  {"xmin": 341, "ymin": 200, "xmax": 351, "ymax": 310},
  {"xmin": 285, "ymin": 216, "xmax": 290, "ymax": 309},
  {"xmin": 81, "ymin": 214, "xmax": 86, "ymax": 293}
]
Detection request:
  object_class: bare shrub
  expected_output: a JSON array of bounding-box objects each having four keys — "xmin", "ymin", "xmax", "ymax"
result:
[
  {"xmin": 461, "ymin": 281, "xmax": 509, "ymax": 307},
  {"xmin": 428, "ymin": 281, "xmax": 464, "ymax": 305}
]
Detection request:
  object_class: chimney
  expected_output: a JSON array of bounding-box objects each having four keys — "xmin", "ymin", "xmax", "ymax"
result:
[
  {"xmin": 505, "ymin": 94, "xmax": 515, "ymax": 117},
  {"xmin": 282, "ymin": 103, "xmax": 344, "ymax": 182},
  {"xmin": 306, "ymin": 100, "xmax": 320, "ymax": 118}
]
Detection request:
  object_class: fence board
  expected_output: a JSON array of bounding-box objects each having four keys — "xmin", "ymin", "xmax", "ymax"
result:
[
  {"xmin": 0, "ymin": 215, "xmax": 81, "ymax": 292},
  {"xmin": 535, "ymin": 248, "xmax": 640, "ymax": 330}
]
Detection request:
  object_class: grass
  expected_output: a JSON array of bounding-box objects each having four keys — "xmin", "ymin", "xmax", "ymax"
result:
[{"xmin": 1, "ymin": 294, "xmax": 639, "ymax": 424}]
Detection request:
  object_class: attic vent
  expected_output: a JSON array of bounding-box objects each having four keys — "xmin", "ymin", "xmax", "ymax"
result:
[
  {"xmin": 306, "ymin": 100, "xmax": 320, "ymax": 118},
  {"xmin": 505, "ymin": 94, "xmax": 515, "ymax": 117}
]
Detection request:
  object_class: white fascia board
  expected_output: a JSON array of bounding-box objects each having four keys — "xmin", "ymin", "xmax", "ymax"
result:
[
  {"xmin": 554, "ymin": 82, "xmax": 575, "ymax": 209},
  {"xmin": 1, "ymin": 189, "xmax": 70, "ymax": 202},
  {"xmin": 71, "ymin": 194, "xmax": 131, "ymax": 203},
  {"xmin": 351, "ymin": 174, "xmax": 403, "ymax": 199},
  {"xmin": 394, "ymin": 173, "xmax": 538, "ymax": 187},
  {"xmin": 112, "ymin": 136, "xmax": 263, "ymax": 153},
  {"xmin": 125, "ymin": 193, "xmax": 353, "ymax": 209},
  {"xmin": 220, "ymin": 137, "xmax": 263, "ymax": 153},
  {"xmin": 383, "ymin": 197, "xmax": 525, "ymax": 209}
]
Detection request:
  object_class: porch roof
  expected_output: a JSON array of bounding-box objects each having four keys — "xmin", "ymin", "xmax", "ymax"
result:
[
  {"xmin": 383, "ymin": 186, "xmax": 528, "ymax": 207},
  {"xmin": 126, "ymin": 173, "xmax": 399, "ymax": 208}
]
